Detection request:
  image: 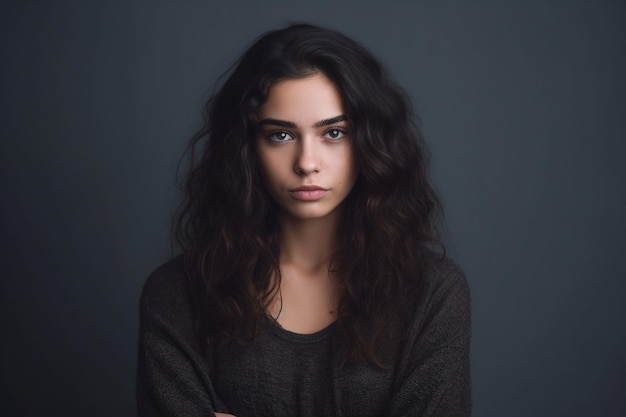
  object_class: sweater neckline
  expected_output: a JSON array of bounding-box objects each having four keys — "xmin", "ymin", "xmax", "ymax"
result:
[{"xmin": 264, "ymin": 315, "xmax": 336, "ymax": 344}]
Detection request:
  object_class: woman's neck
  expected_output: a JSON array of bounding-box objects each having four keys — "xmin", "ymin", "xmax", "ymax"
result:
[
  {"xmin": 272, "ymin": 212, "xmax": 342, "ymax": 334},
  {"xmin": 277, "ymin": 213, "xmax": 341, "ymax": 273}
]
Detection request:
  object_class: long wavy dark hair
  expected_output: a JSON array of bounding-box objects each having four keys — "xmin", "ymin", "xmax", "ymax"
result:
[{"xmin": 175, "ymin": 23, "xmax": 444, "ymax": 365}]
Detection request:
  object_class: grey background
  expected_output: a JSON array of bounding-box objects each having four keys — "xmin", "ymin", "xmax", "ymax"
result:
[{"xmin": 1, "ymin": 1, "xmax": 624, "ymax": 416}]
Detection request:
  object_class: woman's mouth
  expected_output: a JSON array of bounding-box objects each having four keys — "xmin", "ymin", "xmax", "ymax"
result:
[{"xmin": 289, "ymin": 186, "xmax": 329, "ymax": 201}]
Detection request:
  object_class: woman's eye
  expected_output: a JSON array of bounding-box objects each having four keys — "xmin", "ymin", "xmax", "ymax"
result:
[
  {"xmin": 268, "ymin": 131, "xmax": 293, "ymax": 142},
  {"xmin": 324, "ymin": 128, "xmax": 346, "ymax": 140}
]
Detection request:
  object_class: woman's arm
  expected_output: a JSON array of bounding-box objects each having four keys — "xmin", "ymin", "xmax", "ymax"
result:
[
  {"xmin": 137, "ymin": 259, "xmax": 231, "ymax": 416},
  {"xmin": 387, "ymin": 264, "xmax": 472, "ymax": 416}
]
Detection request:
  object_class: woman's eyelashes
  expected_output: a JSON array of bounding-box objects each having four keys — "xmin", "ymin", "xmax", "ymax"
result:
[
  {"xmin": 323, "ymin": 128, "xmax": 347, "ymax": 140},
  {"xmin": 267, "ymin": 131, "xmax": 294, "ymax": 142},
  {"xmin": 265, "ymin": 127, "xmax": 348, "ymax": 143}
]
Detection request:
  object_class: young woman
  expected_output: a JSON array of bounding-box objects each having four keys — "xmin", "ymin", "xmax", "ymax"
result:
[{"xmin": 137, "ymin": 24, "xmax": 471, "ymax": 417}]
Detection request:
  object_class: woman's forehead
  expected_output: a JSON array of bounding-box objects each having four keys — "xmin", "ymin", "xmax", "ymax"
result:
[{"xmin": 257, "ymin": 74, "xmax": 345, "ymax": 125}]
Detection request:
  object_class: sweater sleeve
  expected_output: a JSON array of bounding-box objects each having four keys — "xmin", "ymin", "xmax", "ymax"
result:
[
  {"xmin": 136, "ymin": 258, "xmax": 226, "ymax": 417},
  {"xmin": 387, "ymin": 261, "xmax": 472, "ymax": 417}
]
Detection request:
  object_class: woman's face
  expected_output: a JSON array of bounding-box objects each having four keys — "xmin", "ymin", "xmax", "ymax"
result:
[{"xmin": 256, "ymin": 73, "xmax": 358, "ymax": 222}]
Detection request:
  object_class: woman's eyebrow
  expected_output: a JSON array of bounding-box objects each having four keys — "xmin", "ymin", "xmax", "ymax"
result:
[
  {"xmin": 314, "ymin": 115, "xmax": 348, "ymax": 128},
  {"xmin": 258, "ymin": 118, "xmax": 296, "ymax": 128},
  {"xmin": 257, "ymin": 115, "xmax": 348, "ymax": 129}
]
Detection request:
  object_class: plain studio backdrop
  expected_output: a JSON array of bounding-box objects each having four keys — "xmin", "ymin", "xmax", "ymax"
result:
[{"xmin": 1, "ymin": 1, "xmax": 624, "ymax": 416}]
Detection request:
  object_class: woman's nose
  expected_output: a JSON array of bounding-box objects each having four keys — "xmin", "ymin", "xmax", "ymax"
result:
[{"xmin": 294, "ymin": 137, "xmax": 320, "ymax": 175}]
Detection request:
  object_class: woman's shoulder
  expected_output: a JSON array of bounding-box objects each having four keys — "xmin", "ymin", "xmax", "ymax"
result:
[
  {"xmin": 414, "ymin": 251, "xmax": 471, "ymax": 343},
  {"xmin": 424, "ymin": 251, "xmax": 470, "ymax": 301},
  {"xmin": 141, "ymin": 255, "xmax": 186, "ymax": 299},
  {"xmin": 139, "ymin": 255, "xmax": 194, "ymax": 327}
]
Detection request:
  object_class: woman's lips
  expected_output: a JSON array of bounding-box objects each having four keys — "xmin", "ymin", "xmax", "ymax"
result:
[{"xmin": 289, "ymin": 186, "xmax": 329, "ymax": 201}]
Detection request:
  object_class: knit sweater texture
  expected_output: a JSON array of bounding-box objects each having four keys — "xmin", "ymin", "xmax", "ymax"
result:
[{"xmin": 137, "ymin": 256, "xmax": 471, "ymax": 416}]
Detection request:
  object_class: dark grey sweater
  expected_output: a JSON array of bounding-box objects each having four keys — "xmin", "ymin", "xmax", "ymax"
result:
[{"xmin": 137, "ymin": 256, "xmax": 471, "ymax": 417}]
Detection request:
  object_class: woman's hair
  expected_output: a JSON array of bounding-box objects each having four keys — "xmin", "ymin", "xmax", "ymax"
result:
[{"xmin": 175, "ymin": 23, "xmax": 444, "ymax": 365}]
